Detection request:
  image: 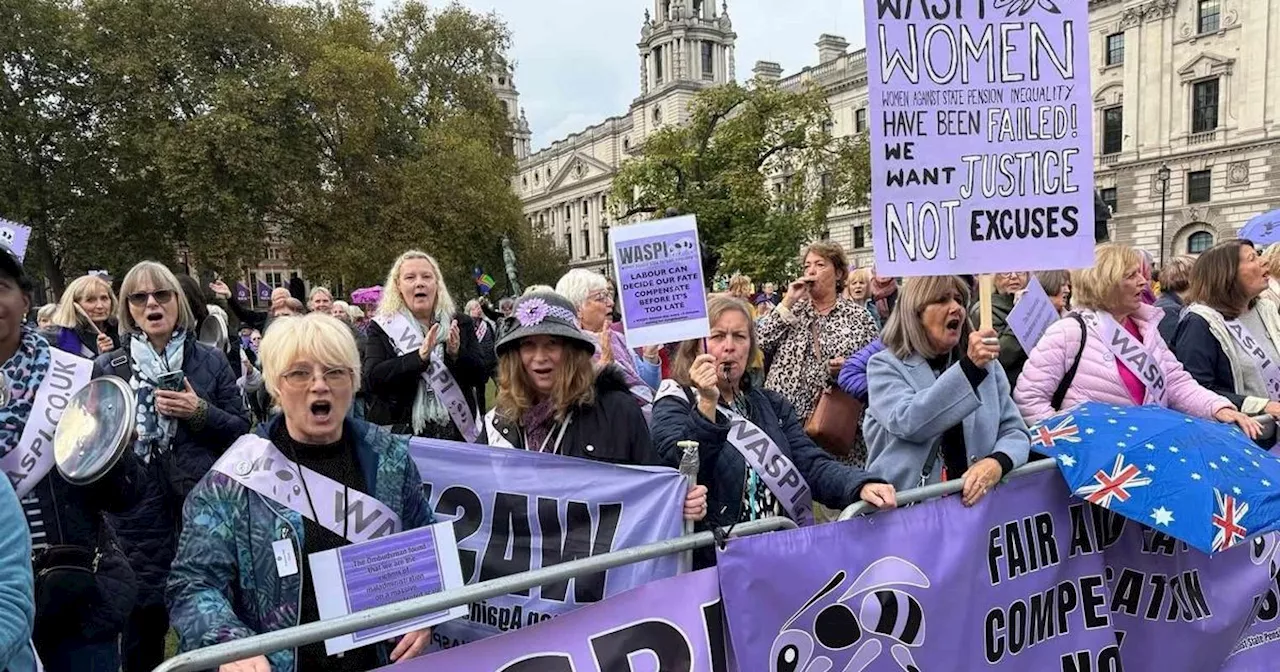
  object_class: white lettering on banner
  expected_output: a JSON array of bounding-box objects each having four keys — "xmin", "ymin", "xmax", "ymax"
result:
[
  {"xmin": 1, "ymin": 348, "xmax": 94, "ymax": 497},
  {"xmin": 1223, "ymin": 320, "xmax": 1280, "ymax": 400},
  {"xmin": 373, "ymin": 312, "xmax": 479, "ymax": 442}
]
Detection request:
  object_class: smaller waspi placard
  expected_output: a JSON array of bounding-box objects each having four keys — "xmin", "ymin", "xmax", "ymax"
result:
[
  {"xmin": 309, "ymin": 521, "xmax": 467, "ymax": 656},
  {"xmin": 1006, "ymin": 277, "xmax": 1060, "ymax": 352},
  {"xmin": 609, "ymin": 214, "xmax": 710, "ymax": 349}
]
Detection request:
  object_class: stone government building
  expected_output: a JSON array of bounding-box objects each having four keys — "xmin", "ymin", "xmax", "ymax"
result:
[{"xmin": 504, "ymin": 0, "xmax": 1280, "ymax": 277}]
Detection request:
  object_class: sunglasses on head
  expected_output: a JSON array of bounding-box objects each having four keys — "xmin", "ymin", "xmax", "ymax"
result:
[{"xmin": 126, "ymin": 290, "xmax": 175, "ymax": 307}]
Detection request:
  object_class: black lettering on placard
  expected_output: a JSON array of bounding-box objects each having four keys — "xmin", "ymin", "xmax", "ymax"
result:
[
  {"xmin": 426, "ymin": 484, "xmax": 483, "ymax": 581},
  {"xmin": 589, "ymin": 620, "xmax": 693, "ymax": 671},
  {"xmin": 497, "ymin": 655, "xmax": 573, "ymax": 672},
  {"xmin": 481, "ymin": 492, "xmax": 534, "ymax": 594},
  {"xmin": 538, "ymin": 498, "xmax": 623, "ymax": 604}
]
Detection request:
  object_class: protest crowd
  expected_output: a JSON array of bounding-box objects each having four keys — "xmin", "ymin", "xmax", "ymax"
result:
[{"xmin": 4, "ymin": 225, "xmax": 1280, "ymax": 671}]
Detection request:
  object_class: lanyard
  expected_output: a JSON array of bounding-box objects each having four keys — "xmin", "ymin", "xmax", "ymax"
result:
[{"xmin": 529, "ymin": 412, "xmax": 574, "ymax": 455}]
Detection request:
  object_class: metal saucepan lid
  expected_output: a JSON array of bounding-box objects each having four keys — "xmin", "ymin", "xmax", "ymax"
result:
[{"xmin": 54, "ymin": 376, "xmax": 135, "ymax": 486}]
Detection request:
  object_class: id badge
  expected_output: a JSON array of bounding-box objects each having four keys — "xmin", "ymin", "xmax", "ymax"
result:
[{"xmin": 272, "ymin": 538, "xmax": 299, "ymax": 577}]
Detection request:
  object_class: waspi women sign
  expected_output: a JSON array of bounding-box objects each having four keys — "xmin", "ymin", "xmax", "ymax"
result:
[{"xmin": 866, "ymin": 0, "xmax": 1095, "ymax": 276}]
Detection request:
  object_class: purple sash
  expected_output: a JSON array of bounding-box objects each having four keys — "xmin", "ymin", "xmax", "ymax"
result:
[
  {"xmin": 1223, "ymin": 317, "xmax": 1280, "ymax": 399},
  {"xmin": 1, "ymin": 348, "xmax": 94, "ymax": 498},
  {"xmin": 1080, "ymin": 310, "xmax": 1167, "ymax": 406},
  {"xmin": 212, "ymin": 435, "xmax": 401, "ymax": 543},
  {"xmin": 655, "ymin": 381, "xmax": 814, "ymax": 525},
  {"xmin": 374, "ymin": 312, "xmax": 479, "ymax": 442}
]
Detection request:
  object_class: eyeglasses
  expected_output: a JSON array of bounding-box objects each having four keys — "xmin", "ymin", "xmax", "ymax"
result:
[
  {"xmin": 126, "ymin": 290, "xmax": 175, "ymax": 307},
  {"xmin": 280, "ymin": 367, "xmax": 354, "ymax": 389},
  {"xmin": 587, "ymin": 290, "xmax": 614, "ymax": 304}
]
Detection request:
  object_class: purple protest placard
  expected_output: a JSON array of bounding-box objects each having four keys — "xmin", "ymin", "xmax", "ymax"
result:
[
  {"xmin": 0, "ymin": 218, "xmax": 32, "ymax": 262},
  {"xmin": 866, "ymin": 0, "xmax": 1095, "ymax": 277},
  {"xmin": 1006, "ymin": 276, "xmax": 1060, "ymax": 351},
  {"xmin": 719, "ymin": 468, "xmax": 1278, "ymax": 671},
  {"xmin": 610, "ymin": 214, "xmax": 709, "ymax": 348},
  {"xmin": 234, "ymin": 282, "xmax": 250, "ymax": 303},
  {"xmin": 256, "ymin": 280, "xmax": 271, "ymax": 303},
  {"xmin": 309, "ymin": 522, "xmax": 467, "ymax": 655},
  {"xmin": 392, "ymin": 569, "xmax": 730, "ymax": 672}
]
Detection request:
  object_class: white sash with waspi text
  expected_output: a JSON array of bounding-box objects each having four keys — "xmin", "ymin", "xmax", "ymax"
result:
[
  {"xmin": 1223, "ymin": 317, "xmax": 1280, "ymax": 400},
  {"xmin": 655, "ymin": 381, "xmax": 814, "ymax": 526},
  {"xmin": 1080, "ymin": 310, "xmax": 1167, "ymax": 406},
  {"xmin": 1, "ymin": 348, "xmax": 94, "ymax": 498},
  {"xmin": 212, "ymin": 435, "xmax": 401, "ymax": 543},
  {"xmin": 374, "ymin": 312, "xmax": 479, "ymax": 442}
]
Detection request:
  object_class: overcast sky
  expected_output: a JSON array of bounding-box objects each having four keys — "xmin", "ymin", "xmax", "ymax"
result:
[{"xmin": 378, "ymin": 1, "xmax": 867, "ymax": 149}]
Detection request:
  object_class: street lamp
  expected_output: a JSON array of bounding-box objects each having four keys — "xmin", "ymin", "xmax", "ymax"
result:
[{"xmin": 1157, "ymin": 163, "xmax": 1172, "ymax": 266}]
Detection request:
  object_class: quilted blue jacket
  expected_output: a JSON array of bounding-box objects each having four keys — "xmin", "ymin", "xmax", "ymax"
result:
[{"xmin": 166, "ymin": 417, "xmax": 434, "ymax": 672}]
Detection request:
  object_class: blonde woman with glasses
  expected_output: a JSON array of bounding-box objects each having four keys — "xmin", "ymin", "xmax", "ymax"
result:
[{"xmin": 168, "ymin": 314, "xmax": 434, "ymax": 671}]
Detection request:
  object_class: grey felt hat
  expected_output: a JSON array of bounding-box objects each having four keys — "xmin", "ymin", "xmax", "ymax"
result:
[{"xmin": 495, "ymin": 291, "xmax": 596, "ymax": 355}]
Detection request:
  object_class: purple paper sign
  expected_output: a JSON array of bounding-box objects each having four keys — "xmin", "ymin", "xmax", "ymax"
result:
[
  {"xmin": 1006, "ymin": 276, "xmax": 1060, "ymax": 351},
  {"xmin": 610, "ymin": 214, "xmax": 710, "ymax": 348},
  {"xmin": 866, "ymin": 0, "xmax": 1095, "ymax": 276},
  {"xmin": 720, "ymin": 469, "xmax": 1277, "ymax": 671},
  {"xmin": 256, "ymin": 280, "xmax": 271, "ymax": 303},
  {"xmin": 339, "ymin": 525, "xmax": 445, "ymax": 642},
  {"xmin": 392, "ymin": 569, "xmax": 729, "ymax": 672},
  {"xmin": 0, "ymin": 218, "xmax": 32, "ymax": 262},
  {"xmin": 234, "ymin": 282, "xmax": 250, "ymax": 303}
]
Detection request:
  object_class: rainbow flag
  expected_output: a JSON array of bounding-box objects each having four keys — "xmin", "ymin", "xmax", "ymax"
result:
[{"xmin": 474, "ymin": 268, "xmax": 496, "ymax": 295}]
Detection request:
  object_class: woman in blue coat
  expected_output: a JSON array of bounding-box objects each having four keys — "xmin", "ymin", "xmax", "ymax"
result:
[
  {"xmin": 168, "ymin": 314, "xmax": 433, "ymax": 672},
  {"xmin": 93, "ymin": 261, "xmax": 249, "ymax": 672},
  {"xmin": 652, "ymin": 296, "xmax": 896, "ymax": 568}
]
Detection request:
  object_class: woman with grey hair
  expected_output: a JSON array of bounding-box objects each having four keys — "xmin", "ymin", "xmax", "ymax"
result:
[
  {"xmin": 864, "ymin": 276, "xmax": 1031, "ymax": 502},
  {"xmin": 94, "ymin": 261, "xmax": 248, "ymax": 672},
  {"xmin": 554, "ymin": 269, "xmax": 661, "ymax": 398}
]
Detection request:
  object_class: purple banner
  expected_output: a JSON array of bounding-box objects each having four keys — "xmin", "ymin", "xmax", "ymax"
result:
[
  {"xmin": 256, "ymin": 280, "xmax": 271, "ymax": 303},
  {"xmin": 0, "ymin": 218, "xmax": 32, "ymax": 262},
  {"xmin": 394, "ymin": 569, "xmax": 730, "ymax": 672},
  {"xmin": 234, "ymin": 282, "xmax": 251, "ymax": 303},
  {"xmin": 866, "ymin": 0, "xmax": 1095, "ymax": 276},
  {"xmin": 610, "ymin": 214, "xmax": 709, "ymax": 348},
  {"xmin": 720, "ymin": 469, "xmax": 1278, "ymax": 671},
  {"xmin": 339, "ymin": 525, "xmax": 445, "ymax": 642},
  {"xmin": 408, "ymin": 437, "xmax": 687, "ymax": 650}
]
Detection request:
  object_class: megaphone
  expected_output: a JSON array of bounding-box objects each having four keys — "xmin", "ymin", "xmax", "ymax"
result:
[
  {"xmin": 53, "ymin": 376, "xmax": 135, "ymax": 485},
  {"xmin": 197, "ymin": 313, "xmax": 229, "ymax": 352}
]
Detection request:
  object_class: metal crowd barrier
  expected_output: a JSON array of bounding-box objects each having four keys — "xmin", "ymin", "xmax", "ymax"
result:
[
  {"xmin": 151, "ymin": 516, "xmax": 797, "ymax": 672},
  {"xmin": 839, "ymin": 414, "xmax": 1277, "ymax": 522}
]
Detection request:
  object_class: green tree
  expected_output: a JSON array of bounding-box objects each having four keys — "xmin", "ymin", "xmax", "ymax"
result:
[{"xmin": 610, "ymin": 81, "xmax": 872, "ymax": 282}]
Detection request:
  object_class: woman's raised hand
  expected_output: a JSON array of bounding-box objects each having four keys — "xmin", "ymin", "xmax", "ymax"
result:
[
  {"xmin": 690, "ymin": 354, "xmax": 720, "ymax": 402},
  {"xmin": 419, "ymin": 323, "xmax": 441, "ymax": 362}
]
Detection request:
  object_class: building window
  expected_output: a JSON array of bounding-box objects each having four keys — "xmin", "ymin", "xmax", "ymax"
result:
[
  {"xmin": 853, "ymin": 226, "xmax": 866, "ymax": 249},
  {"xmin": 602, "ymin": 226, "xmax": 609, "ymax": 254},
  {"xmin": 564, "ymin": 231, "xmax": 573, "ymax": 256},
  {"xmin": 1198, "ymin": 0, "xmax": 1220, "ymax": 34},
  {"xmin": 521, "ymin": 176, "xmax": 528, "ymax": 190},
  {"xmin": 1187, "ymin": 169, "xmax": 1212, "ymax": 204},
  {"xmin": 582, "ymin": 228, "xmax": 591, "ymax": 258},
  {"xmin": 1102, "ymin": 106, "xmax": 1123, "ymax": 155},
  {"xmin": 1100, "ymin": 187, "xmax": 1117, "ymax": 214},
  {"xmin": 701, "ymin": 41, "xmax": 714, "ymax": 80},
  {"xmin": 653, "ymin": 106, "xmax": 663, "ymax": 125},
  {"xmin": 855, "ymin": 108, "xmax": 867, "ymax": 134},
  {"xmin": 1105, "ymin": 33, "xmax": 1124, "ymax": 66},
  {"xmin": 654, "ymin": 47, "xmax": 664, "ymax": 85},
  {"xmin": 1192, "ymin": 78, "xmax": 1219, "ymax": 134},
  {"xmin": 1188, "ymin": 230, "xmax": 1214, "ymax": 254},
  {"xmin": 565, "ymin": 203, "xmax": 573, "ymax": 221},
  {"xmin": 582, "ymin": 200, "xmax": 589, "ymax": 217}
]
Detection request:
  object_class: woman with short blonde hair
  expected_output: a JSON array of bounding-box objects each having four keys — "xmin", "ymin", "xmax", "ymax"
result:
[
  {"xmin": 363, "ymin": 250, "xmax": 484, "ymax": 438},
  {"xmin": 169, "ymin": 314, "xmax": 434, "ymax": 670},
  {"xmin": 307, "ymin": 286, "xmax": 333, "ymax": 314},
  {"xmin": 44, "ymin": 274, "xmax": 119, "ymax": 356},
  {"xmin": 1015, "ymin": 245, "xmax": 1259, "ymax": 438}
]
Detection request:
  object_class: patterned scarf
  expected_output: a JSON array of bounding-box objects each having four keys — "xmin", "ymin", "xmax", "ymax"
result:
[
  {"xmin": 0, "ymin": 326, "xmax": 50, "ymax": 448},
  {"xmin": 520, "ymin": 397, "xmax": 557, "ymax": 453},
  {"xmin": 129, "ymin": 329, "xmax": 186, "ymax": 462},
  {"xmin": 399, "ymin": 309, "xmax": 449, "ymax": 435},
  {"xmin": 871, "ymin": 277, "xmax": 898, "ymax": 318}
]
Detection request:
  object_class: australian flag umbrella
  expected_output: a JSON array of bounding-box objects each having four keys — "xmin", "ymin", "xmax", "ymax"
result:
[
  {"xmin": 1029, "ymin": 402, "xmax": 1280, "ymax": 555},
  {"xmin": 1239, "ymin": 207, "xmax": 1280, "ymax": 245}
]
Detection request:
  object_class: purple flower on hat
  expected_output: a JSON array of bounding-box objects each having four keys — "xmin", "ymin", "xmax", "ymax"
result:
[{"xmin": 516, "ymin": 298, "xmax": 550, "ymax": 327}]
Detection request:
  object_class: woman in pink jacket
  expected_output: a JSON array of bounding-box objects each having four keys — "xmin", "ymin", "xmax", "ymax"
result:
[{"xmin": 1014, "ymin": 244, "xmax": 1261, "ymax": 438}]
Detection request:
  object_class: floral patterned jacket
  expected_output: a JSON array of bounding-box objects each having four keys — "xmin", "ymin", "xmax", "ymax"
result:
[{"xmin": 166, "ymin": 417, "xmax": 434, "ymax": 671}]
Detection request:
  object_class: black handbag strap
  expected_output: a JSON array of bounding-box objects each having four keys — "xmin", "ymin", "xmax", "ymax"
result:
[{"xmin": 1051, "ymin": 314, "xmax": 1088, "ymax": 411}]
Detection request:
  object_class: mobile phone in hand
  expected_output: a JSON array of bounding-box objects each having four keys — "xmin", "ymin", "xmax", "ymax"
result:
[{"xmin": 156, "ymin": 370, "xmax": 186, "ymax": 392}]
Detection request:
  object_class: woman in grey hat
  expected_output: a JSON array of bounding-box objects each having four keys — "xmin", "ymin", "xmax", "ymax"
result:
[{"xmin": 485, "ymin": 292, "xmax": 708, "ymax": 521}]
